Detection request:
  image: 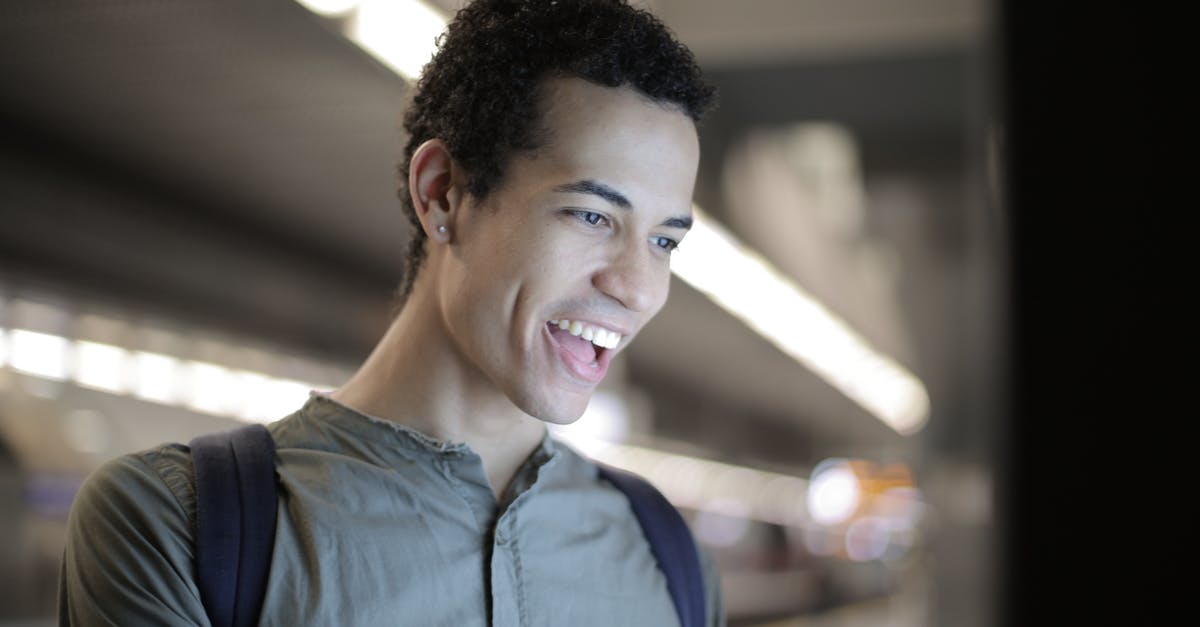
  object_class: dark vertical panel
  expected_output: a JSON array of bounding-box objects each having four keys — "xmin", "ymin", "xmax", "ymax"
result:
[{"xmin": 1001, "ymin": 2, "xmax": 1159, "ymax": 625}]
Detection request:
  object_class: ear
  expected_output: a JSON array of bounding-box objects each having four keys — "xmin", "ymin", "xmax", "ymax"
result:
[{"xmin": 408, "ymin": 139, "xmax": 461, "ymax": 242}]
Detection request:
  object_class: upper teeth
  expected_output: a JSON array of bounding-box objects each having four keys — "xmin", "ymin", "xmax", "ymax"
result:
[{"xmin": 551, "ymin": 319, "xmax": 622, "ymax": 349}]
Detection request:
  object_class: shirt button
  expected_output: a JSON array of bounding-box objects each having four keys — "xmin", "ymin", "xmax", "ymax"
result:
[{"xmin": 495, "ymin": 531, "xmax": 509, "ymax": 546}]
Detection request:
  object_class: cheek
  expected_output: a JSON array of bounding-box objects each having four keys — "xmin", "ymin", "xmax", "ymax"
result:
[
  {"xmin": 645, "ymin": 264, "xmax": 673, "ymax": 312},
  {"xmin": 453, "ymin": 256, "xmax": 540, "ymax": 356}
]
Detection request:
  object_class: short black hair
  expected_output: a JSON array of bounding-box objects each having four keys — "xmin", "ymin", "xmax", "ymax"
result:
[{"xmin": 397, "ymin": 0, "xmax": 715, "ymax": 299}]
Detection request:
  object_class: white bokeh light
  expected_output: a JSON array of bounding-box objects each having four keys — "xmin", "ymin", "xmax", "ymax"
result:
[
  {"xmin": 844, "ymin": 516, "xmax": 892, "ymax": 562},
  {"xmin": 807, "ymin": 459, "xmax": 861, "ymax": 526}
]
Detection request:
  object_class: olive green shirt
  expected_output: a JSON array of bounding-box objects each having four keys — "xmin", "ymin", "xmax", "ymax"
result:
[{"xmin": 58, "ymin": 394, "xmax": 724, "ymax": 626}]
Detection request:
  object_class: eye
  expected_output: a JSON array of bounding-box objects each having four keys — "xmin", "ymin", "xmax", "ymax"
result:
[
  {"xmin": 651, "ymin": 236, "xmax": 680, "ymax": 253},
  {"xmin": 568, "ymin": 209, "xmax": 609, "ymax": 227}
]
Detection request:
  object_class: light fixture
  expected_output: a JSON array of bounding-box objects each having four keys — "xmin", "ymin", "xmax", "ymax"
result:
[
  {"xmin": 671, "ymin": 207, "xmax": 931, "ymax": 434},
  {"xmin": 74, "ymin": 340, "xmax": 130, "ymax": 393},
  {"xmin": 295, "ymin": 0, "xmax": 362, "ymax": 16},
  {"xmin": 131, "ymin": 351, "xmax": 181, "ymax": 404},
  {"xmin": 240, "ymin": 376, "xmax": 312, "ymax": 424},
  {"xmin": 9, "ymin": 329, "xmax": 69, "ymax": 381},
  {"xmin": 183, "ymin": 360, "xmax": 240, "ymax": 416},
  {"xmin": 351, "ymin": 0, "xmax": 447, "ymax": 81}
]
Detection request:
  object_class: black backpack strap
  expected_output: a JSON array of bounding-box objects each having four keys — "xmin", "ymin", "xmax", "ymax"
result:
[
  {"xmin": 189, "ymin": 424, "xmax": 279, "ymax": 627},
  {"xmin": 597, "ymin": 464, "xmax": 706, "ymax": 627}
]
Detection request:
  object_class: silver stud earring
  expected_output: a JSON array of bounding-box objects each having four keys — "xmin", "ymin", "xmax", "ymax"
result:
[{"xmin": 437, "ymin": 225, "xmax": 447, "ymax": 234}]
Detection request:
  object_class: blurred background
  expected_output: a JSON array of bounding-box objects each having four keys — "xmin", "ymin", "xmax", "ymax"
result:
[{"xmin": 0, "ymin": 0, "xmax": 1007, "ymax": 625}]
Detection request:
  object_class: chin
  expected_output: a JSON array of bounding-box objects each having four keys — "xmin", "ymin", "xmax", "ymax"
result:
[{"xmin": 511, "ymin": 385, "xmax": 593, "ymax": 426}]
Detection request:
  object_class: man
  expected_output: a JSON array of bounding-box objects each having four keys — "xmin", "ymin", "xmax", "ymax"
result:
[{"xmin": 59, "ymin": 0, "xmax": 721, "ymax": 624}]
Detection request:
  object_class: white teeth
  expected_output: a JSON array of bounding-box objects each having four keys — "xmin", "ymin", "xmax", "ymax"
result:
[{"xmin": 553, "ymin": 319, "xmax": 623, "ymax": 349}]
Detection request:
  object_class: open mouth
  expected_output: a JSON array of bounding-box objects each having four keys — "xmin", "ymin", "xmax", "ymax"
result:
[{"xmin": 546, "ymin": 319, "xmax": 623, "ymax": 383}]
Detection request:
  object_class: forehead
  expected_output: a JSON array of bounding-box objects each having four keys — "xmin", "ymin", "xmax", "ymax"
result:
[{"xmin": 503, "ymin": 77, "xmax": 700, "ymax": 212}]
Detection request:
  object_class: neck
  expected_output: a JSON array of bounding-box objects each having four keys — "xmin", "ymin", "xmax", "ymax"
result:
[{"xmin": 331, "ymin": 286, "xmax": 546, "ymax": 497}]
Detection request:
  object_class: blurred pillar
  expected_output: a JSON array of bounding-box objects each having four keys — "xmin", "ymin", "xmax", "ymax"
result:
[{"xmin": 999, "ymin": 1, "xmax": 1157, "ymax": 625}]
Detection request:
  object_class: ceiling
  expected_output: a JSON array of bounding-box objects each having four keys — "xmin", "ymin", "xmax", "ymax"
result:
[{"xmin": 0, "ymin": 0, "xmax": 986, "ymax": 473}]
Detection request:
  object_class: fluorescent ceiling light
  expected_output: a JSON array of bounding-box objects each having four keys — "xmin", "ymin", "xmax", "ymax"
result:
[
  {"xmin": 9, "ymin": 329, "xmax": 69, "ymax": 381},
  {"xmin": 74, "ymin": 341, "xmax": 130, "ymax": 393},
  {"xmin": 2, "ymin": 308, "xmax": 331, "ymax": 424},
  {"xmin": 183, "ymin": 360, "xmax": 240, "ymax": 416},
  {"xmin": 296, "ymin": 0, "xmax": 362, "ymax": 16},
  {"xmin": 351, "ymin": 0, "xmax": 447, "ymax": 81},
  {"xmin": 671, "ymin": 207, "xmax": 931, "ymax": 434},
  {"xmin": 238, "ymin": 374, "xmax": 313, "ymax": 424},
  {"xmin": 131, "ymin": 351, "xmax": 181, "ymax": 404}
]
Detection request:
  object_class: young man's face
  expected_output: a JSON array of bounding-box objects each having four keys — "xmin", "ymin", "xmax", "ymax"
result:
[{"xmin": 437, "ymin": 77, "xmax": 700, "ymax": 424}]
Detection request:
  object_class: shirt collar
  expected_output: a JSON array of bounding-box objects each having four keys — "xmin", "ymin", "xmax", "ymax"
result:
[{"xmin": 290, "ymin": 391, "xmax": 559, "ymax": 466}]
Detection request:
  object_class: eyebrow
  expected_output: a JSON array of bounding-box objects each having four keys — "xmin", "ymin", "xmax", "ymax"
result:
[
  {"xmin": 552, "ymin": 179, "xmax": 693, "ymax": 230},
  {"xmin": 553, "ymin": 179, "xmax": 631, "ymax": 208}
]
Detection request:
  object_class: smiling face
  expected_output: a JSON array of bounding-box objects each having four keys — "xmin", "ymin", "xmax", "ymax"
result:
[{"xmin": 432, "ymin": 77, "xmax": 700, "ymax": 424}]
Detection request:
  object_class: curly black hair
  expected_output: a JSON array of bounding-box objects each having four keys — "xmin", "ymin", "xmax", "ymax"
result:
[{"xmin": 396, "ymin": 0, "xmax": 715, "ymax": 299}]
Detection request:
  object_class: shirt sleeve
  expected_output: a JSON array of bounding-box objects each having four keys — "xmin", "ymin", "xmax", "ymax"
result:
[
  {"xmin": 698, "ymin": 544, "xmax": 726, "ymax": 627},
  {"xmin": 58, "ymin": 448, "xmax": 210, "ymax": 626}
]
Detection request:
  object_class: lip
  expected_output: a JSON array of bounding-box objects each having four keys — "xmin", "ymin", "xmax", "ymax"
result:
[{"xmin": 544, "ymin": 322, "xmax": 615, "ymax": 385}]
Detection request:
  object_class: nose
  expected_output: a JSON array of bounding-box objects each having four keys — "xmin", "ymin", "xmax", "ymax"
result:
[{"xmin": 591, "ymin": 239, "xmax": 666, "ymax": 314}]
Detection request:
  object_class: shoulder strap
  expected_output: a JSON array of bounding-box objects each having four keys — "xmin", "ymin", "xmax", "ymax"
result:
[
  {"xmin": 189, "ymin": 424, "xmax": 279, "ymax": 627},
  {"xmin": 597, "ymin": 464, "xmax": 706, "ymax": 627}
]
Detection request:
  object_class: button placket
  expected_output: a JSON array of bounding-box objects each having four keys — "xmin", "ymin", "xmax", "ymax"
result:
[{"xmin": 494, "ymin": 507, "xmax": 515, "ymax": 547}]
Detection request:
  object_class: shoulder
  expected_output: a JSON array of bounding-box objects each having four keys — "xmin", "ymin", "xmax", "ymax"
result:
[
  {"xmin": 549, "ymin": 442, "xmax": 726, "ymax": 625},
  {"xmin": 67, "ymin": 443, "xmax": 198, "ymax": 562},
  {"xmin": 61, "ymin": 443, "xmax": 209, "ymax": 625},
  {"xmin": 73, "ymin": 443, "xmax": 197, "ymax": 530},
  {"xmin": 545, "ymin": 437, "xmax": 605, "ymax": 482}
]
